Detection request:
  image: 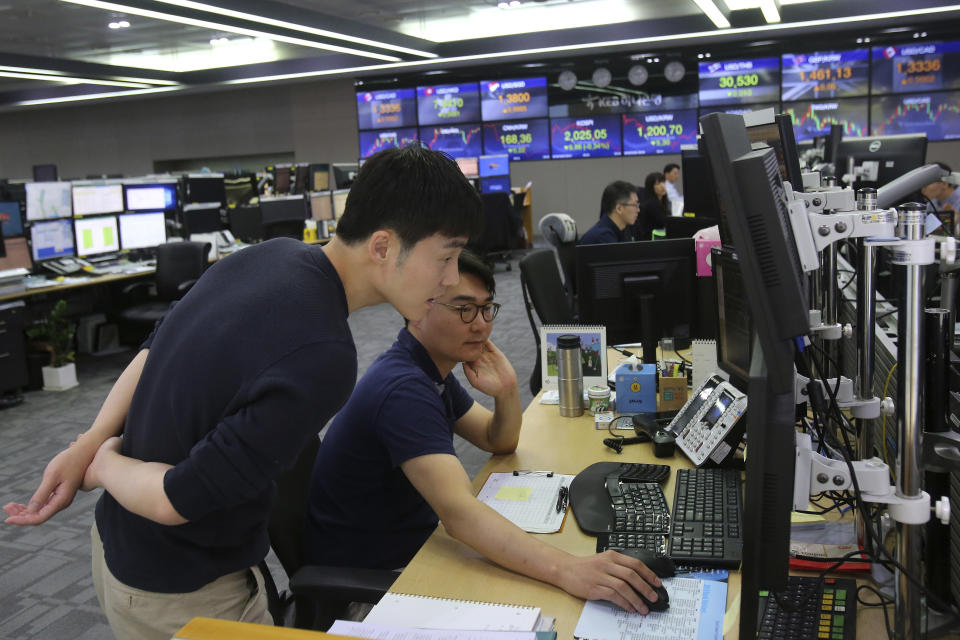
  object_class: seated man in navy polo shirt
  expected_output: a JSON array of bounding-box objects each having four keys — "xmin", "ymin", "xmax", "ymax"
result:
[
  {"xmin": 305, "ymin": 250, "xmax": 664, "ymax": 614},
  {"xmin": 578, "ymin": 180, "xmax": 640, "ymax": 245}
]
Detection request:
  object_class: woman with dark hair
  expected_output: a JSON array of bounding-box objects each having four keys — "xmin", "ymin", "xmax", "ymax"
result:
[{"xmin": 631, "ymin": 172, "xmax": 670, "ymax": 241}]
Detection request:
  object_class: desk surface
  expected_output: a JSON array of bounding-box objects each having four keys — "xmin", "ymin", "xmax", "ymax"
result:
[{"xmin": 0, "ymin": 269, "xmax": 154, "ymax": 303}]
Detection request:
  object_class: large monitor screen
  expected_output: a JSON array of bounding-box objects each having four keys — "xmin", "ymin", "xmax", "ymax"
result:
[
  {"xmin": 358, "ymin": 127, "xmax": 419, "ymax": 158},
  {"xmin": 0, "ymin": 237, "xmax": 31, "ymax": 271},
  {"xmin": 480, "ymin": 176, "xmax": 511, "ymax": 194},
  {"xmin": 419, "ymin": 123, "xmax": 483, "ymax": 158},
  {"xmin": 481, "ymin": 119, "xmax": 550, "ymax": 160},
  {"xmin": 74, "ymin": 215, "xmax": 120, "ymax": 257},
  {"xmin": 781, "ymin": 49, "xmax": 870, "ymax": 100},
  {"xmin": 124, "ymin": 183, "xmax": 177, "ymax": 212},
  {"xmin": 480, "ymin": 77, "xmax": 549, "ymax": 121},
  {"xmin": 260, "ymin": 196, "xmax": 307, "ymax": 224},
  {"xmin": 310, "ymin": 192, "xmax": 334, "ymax": 221},
  {"xmin": 72, "ymin": 184, "xmax": 124, "ymax": 216},
  {"xmin": 417, "ymin": 82, "xmax": 481, "ymax": 125},
  {"xmin": 185, "ymin": 174, "xmax": 226, "ymax": 206},
  {"xmin": 30, "ymin": 218, "xmax": 75, "ymax": 261},
  {"xmin": 698, "ymin": 57, "xmax": 781, "ymax": 106},
  {"xmin": 871, "ymin": 40, "xmax": 960, "ymax": 94},
  {"xmin": 870, "ymin": 91, "xmax": 960, "ymax": 141},
  {"xmin": 25, "ymin": 182, "xmax": 72, "ymax": 220},
  {"xmin": 622, "ymin": 109, "xmax": 698, "ymax": 156},
  {"xmin": 455, "ymin": 157, "xmax": 480, "ymax": 178},
  {"xmin": 356, "ymin": 88, "xmax": 418, "ymax": 130},
  {"xmin": 479, "ymin": 154, "xmax": 509, "ymax": 177},
  {"xmin": 0, "ymin": 201, "xmax": 23, "ymax": 237},
  {"xmin": 550, "ymin": 115, "xmax": 622, "ymax": 159},
  {"xmin": 119, "ymin": 212, "xmax": 166, "ymax": 250},
  {"xmin": 332, "ymin": 190, "xmax": 349, "ymax": 219},
  {"xmin": 782, "ymin": 97, "xmax": 869, "ymax": 141}
]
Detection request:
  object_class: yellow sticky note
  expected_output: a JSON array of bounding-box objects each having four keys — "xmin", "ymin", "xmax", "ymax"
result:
[
  {"xmin": 496, "ymin": 486, "xmax": 532, "ymax": 501},
  {"xmin": 791, "ymin": 511, "xmax": 826, "ymax": 524}
]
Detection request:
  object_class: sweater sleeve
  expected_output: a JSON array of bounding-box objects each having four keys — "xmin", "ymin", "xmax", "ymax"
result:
[{"xmin": 163, "ymin": 340, "xmax": 355, "ymax": 521}]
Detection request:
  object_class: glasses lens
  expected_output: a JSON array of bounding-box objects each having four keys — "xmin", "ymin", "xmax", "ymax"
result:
[
  {"xmin": 481, "ymin": 303, "xmax": 501, "ymax": 322},
  {"xmin": 460, "ymin": 303, "xmax": 479, "ymax": 323}
]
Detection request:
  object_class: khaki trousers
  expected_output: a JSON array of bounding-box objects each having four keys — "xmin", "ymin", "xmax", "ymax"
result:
[{"xmin": 91, "ymin": 522, "xmax": 272, "ymax": 640}]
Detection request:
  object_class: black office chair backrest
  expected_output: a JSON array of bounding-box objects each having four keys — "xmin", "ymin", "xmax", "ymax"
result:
[
  {"xmin": 555, "ymin": 240, "xmax": 577, "ymax": 296},
  {"xmin": 155, "ymin": 241, "xmax": 210, "ymax": 301},
  {"xmin": 520, "ymin": 249, "xmax": 575, "ymax": 326},
  {"xmin": 263, "ymin": 219, "xmax": 305, "ymax": 240},
  {"xmin": 268, "ymin": 434, "xmax": 320, "ymax": 580}
]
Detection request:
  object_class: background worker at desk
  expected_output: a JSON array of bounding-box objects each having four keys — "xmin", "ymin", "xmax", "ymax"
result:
[
  {"xmin": 305, "ymin": 250, "xmax": 663, "ymax": 614},
  {"xmin": 578, "ymin": 181, "xmax": 640, "ymax": 246},
  {"xmin": 631, "ymin": 172, "xmax": 670, "ymax": 242}
]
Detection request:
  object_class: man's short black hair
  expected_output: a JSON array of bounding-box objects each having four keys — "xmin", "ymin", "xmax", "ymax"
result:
[
  {"xmin": 599, "ymin": 180, "xmax": 637, "ymax": 217},
  {"xmin": 663, "ymin": 163, "xmax": 680, "ymax": 174},
  {"xmin": 335, "ymin": 145, "xmax": 483, "ymax": 249},
  {"xmin": 458, "ymin": 249, "xmax": 495, "ymax": 298}
]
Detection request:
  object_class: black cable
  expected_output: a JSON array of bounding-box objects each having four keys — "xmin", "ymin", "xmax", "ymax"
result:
[{"xmin": 857, "ymin": 585, "xmax": 894, "ymax": 640}]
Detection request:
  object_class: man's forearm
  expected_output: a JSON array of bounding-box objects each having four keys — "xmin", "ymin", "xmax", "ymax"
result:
[
  {"xmin": 77, "ymin": 349, "xmax": 149, "ymax": 457},
  {"xmin": 486, "ymin": 387, "xmax": 522, "ymax": 454},
  {"xmin": 94, "ymin": 452, "xmax": 186, "ymax": 526}
]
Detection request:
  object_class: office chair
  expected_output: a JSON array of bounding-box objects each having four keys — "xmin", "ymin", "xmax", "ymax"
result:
[
  {"xmin": 519, "ymin": 249, "xmax": 576, "ymax": 396},
  {"xmin": 118, "ymin": 241, "xmax": 211, "ymax": 340},
  {"xmin": 538, "ymin": 213, "xmax": 578, "ymax": 297},
  {"xmin": 261, "ymin": 434, "xmax": 397, "ymax": 629},
  {"xmin": 473, "ymin": 192, "xmax": 524, "ymax": 270}
]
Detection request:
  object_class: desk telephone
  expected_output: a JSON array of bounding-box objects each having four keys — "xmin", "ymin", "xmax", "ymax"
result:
[{"xmin": 666, "ymin": 373, "xmax": 747, "ymax": 467}]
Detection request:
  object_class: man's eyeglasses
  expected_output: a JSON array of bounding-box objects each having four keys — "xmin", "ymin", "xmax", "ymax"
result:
[
  {"xmin": 434, "ymin": 301, "xmax": 502, "ymax": 323},
  {"xmin": 618, "ymin": 201, "xmax": 639, "ymax": 208}
]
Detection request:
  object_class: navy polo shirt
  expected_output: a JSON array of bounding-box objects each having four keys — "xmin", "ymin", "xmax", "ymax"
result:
[
  {"xmin": 305, "ymin": 328, "xmax": 475, "ymax": 570},
  {"xmin": 578, "ymin": 214, "xmax": 629, "ymax": 245}
]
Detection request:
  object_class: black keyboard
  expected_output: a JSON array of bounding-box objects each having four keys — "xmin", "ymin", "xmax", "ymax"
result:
[
  {"xmin": 612, "ymin": 462, "xmax": 671, "ymax": 484},
  {"xmin": 595, "ymin": 532, "xmax": 666, "ymax": 554},
  {"xmin": 757, "ymin": 576, "xmax": 857, "ymax": 640},
  {"xmin": 606, "ymin": 480, "xmax": 671, "ymax": 534},
  {"xmin": 666, "ymin": 468, "xmax": 743, "ymax": 568}
]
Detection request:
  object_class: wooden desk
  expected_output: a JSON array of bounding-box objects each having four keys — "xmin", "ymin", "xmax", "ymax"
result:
[{"xmin": 0, "ymin": 269, "xmax": 154, "ymax": 303}]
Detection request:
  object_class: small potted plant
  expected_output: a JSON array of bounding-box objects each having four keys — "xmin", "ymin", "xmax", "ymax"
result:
[{"xmin": 27, "ymin": 300, "xmax": 78, "ymax": 391}]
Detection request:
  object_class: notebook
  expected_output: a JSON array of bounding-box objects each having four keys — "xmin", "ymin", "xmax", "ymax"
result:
[{"xmin": 363, "ymin": 593, "xmax": 546, "ymax": 632}]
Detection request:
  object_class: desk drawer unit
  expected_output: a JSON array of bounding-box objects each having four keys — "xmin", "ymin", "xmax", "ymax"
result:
[{"xmin": 0, "ymin": 302, "xmax": 28, "ymax": 392}]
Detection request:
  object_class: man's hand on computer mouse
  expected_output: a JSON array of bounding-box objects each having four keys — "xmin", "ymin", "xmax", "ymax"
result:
[
  {"xmin": 462, "ymin": 340, "xmax": 518, "ymax": 398},
  {"xmin": 555, "ymin": 550, "xmax": 662, "ymax": 614}
]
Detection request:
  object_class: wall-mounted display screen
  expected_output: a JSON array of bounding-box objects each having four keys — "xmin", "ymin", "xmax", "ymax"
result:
[
  {"xmin": 698, "ymin": 57, "xmax": 780, "ymax": 106},
  {"xmin": 417, "ymin": 82, "xmax": 481, "ymax": 125},
  {"xmin": 358, "ymin": 127, "xmax": 419, "ymax": 158},
  {"xmin": 481, "ymin": 119, "xmax": 550, "ymax": 161},
  {"xmin": 480, "ymin": 77, "xmax": 549, "ymax": 121},
  {"xmin": 479, "ymin": 154, "xmax": 509, "ymax": 177},
  {"xmin": 781, "ymin": 49, "xmax": 870, "ymax": 100},
  {"xmin": 871, "ymin": 40, "xmax": 960, "ymax": 94},
  {"xmin": 356, "ymin": 88, "xmax": 418, "ymax": 130},
  {"xmin": 871, "ymin": 91, "xmax": 960, "ymax": 141},
  {"xmin": 419, "ymin": 123, "xmax": 483, "ymax": 158},
  {"xmin": 783, "ymin": 97, "xmax": 869, "ymax": 141},
  {"xmin": 25, "ymin": 182, "xmax": 72, "ymax": 220},
  {"xmin": 622, "ymin": 109, "xmax": 698, "ymax": 156},
  {"xmin": 550, "ymin": 115, "xmax": 622, "ymax": 159}
]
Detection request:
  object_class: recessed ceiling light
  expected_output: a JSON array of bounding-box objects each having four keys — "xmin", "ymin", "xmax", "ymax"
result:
[{"xmin": 108, "ymin": 19, "xmax": 129, "ymax": 28}]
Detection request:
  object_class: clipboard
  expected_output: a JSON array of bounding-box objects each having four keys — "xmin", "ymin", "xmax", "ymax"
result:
[{"xmin": 476, "ymin": 471, "xmax": 575, "ymax": 533}]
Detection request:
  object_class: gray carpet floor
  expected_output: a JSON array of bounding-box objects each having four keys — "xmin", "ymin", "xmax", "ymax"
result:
[{"xmin": 0, "ymin": 249, "xmax": 541, "ymax": 639}]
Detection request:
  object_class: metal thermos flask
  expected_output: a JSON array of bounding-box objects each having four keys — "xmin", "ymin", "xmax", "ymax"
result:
[{"xmin": 557, "ymin": 334, "xmax": 584, "ymax": 417}]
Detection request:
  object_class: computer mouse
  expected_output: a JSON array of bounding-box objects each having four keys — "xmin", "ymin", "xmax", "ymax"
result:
[
  {"xmin": 636, "ymin": 583, "xmax": 670, "ymax": 612},
  {"xmin": 652, "ymin": 429, "xmax": 676, "ymax": 458},
  {"xmin": 613, "ymin": 547, "xmax": 675, "ymax": 578}
]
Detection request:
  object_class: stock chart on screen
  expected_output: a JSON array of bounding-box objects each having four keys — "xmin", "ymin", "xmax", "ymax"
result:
[
  {"xmin": 783, "ymin": 98, "xmax": 869, "ymax": 141},
  {"xmin": 871, "ymin": 91, "xmax": 960, "ymax": 140},
  {"xmin": 419, "ymin": 123, "xmax": 484, "ymax": 158}
]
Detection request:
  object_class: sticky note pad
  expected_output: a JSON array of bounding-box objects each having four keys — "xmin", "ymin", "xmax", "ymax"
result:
[{"xmin": 495, "ymin": 486, "xmax": 532, "ymax": 501}]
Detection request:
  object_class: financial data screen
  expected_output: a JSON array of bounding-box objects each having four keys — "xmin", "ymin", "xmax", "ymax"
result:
[
  {"xmin": 871, "ymin": 40, "xmax": 960, "ymax": 94},
  {"xmin": 550, "ymin": 115, "xmax": 622, "ymax": 159},
  {"xmin": 417, "ymin": 82, "xmax": 481, "ymax": 126},
  {"xmin": 419, "ymin": 123, "xmax": 483, "ymax": 158},
  {"xmin": 622, "ymin": 109, "xmax": 698, "ymax": 156},
  {"xmin": 781, "ymin": 49, "xmax": 870, "ymax": 100},
  {"xmin": 699, "ymin": 57, "xmax": 781, "ymax": 106},
  {"xmin": 783, "ymin": 97, "xmax": 869, "ymax": 141},
  {"xmin": 356, "ymin": 88, "xmax": 418, "ymax": 130},
  {"xmin": 358, "ymin": 128, "xmax": 419, "ymax": 158},
  {"xmin": 25, "ymin": 182, "xmax": 72, "ymax": 220},
  {"xmin": 30, "ymin": 219, "xmax": 75, "ymax": 260},
  {"xmin": 871, "ymin": 91, "xmax": 960, "ymax": 140},
  {"xmin": 72, "ymin": 184, "xmax": 124, "ymax": 216},
  {"xmin": 481, "ymin": 119, "xmax": 550, "ymax": 161},
  {"xmin": 480, "ymin": 77, "xmax": 549, "ymax": 121}
]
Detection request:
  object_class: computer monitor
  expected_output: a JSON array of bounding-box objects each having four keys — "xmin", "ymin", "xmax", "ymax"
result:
[
  {"xmin": 182, "ymin": 203, "xmax": 223, "ymax": 234},
  {"xmin": 480, "ymin": 176, "xmax": 511, "ymax": 194},
  {"xmin": 228, "ymin": 205, "xmax": 263, "ymax": 243},
  {"xmin": 119, "ymin": 212, "xmax": 166, "ymax": 250},
  {"xmin": 745, "ymin": 114, "xmax": 804, "ymax": 189},
  {"xmin": 72, "ymin": 183, "xmax": 124, "ymax": 217},
  {"xmin": 712, "ymin": 247, "xmax": 753, "ymax": 388},
  {"xmin": 479, "ymin": 154, "xmax": 509, "ymax": 178},
  {"xmin": 32, "ymin": 164, "xmax": 58, "ymax": 182},
  {"xmin": 292, "ymin": 164, "xmax": 311, "ymax": 195},
  {"xmin": 184, "ymin": 174, "xmax": 226, "ymax": 206},
  {"xmin": 124, "ymin": 182, "xmax": 178, "ymax": 212},
  {"xmin": 663, "ymin": 215, "xmax": 717, "ymax": 239},
  {"xmin": 309, "ymin": 191, "xmax": 334, "ymax": 221},
  {"xmin": 332, "ymin": 189, "xmax": 349, "ymax": 219},
  {"xmin": 29, "ymin": 218, "xmax": 75, "ymax": 262},
  {"xmin": 331, "ymin": 163, "xmax": 358, "ymax": 190},
  {"xmin": 273, "ymin": 166, "xmax": 292, "ymax": 194},
  {"xmin": 835, "ymin": 133, "xmax": 928, "ymax": 193},
  {"xmin": 455, "ymin": 157, "xmax": 479, "ymax": 179},
  {"xmin": 823, "ymin": 123, "xmax": 843, "ymax": 165},
  {"xmin": 0, "ymin": 237, "xmax": 32, "ymax": 271},
  {"xmin": 700, "ymin": 111, "xmax": 811, "ymax": 639},
  {"xmin": 681, "ymin": 148, "xmax": 721, "ymax": 218},
  {"xmin": 0, "ymin": 201, "xmax": 23, "ymax": 237},
  {"xmin": 25, "ymin": 182, "xmax": 72, "ymax": 220},
  {"xmin": 74, "ymin": 215, "xmax": 120, "ymax": 257},
  {"xmin": 310, "ymin": 164, "xmax": 330, "ymax": 191},
  {"xmin": 224, "ymin": 176, "xmax": 258, "ymax": 207},
  {"xmin": 575, "ymin": 238, "xmax": 697, "ymax": 361},
  {"xmin": 260, "ymin": 195, "xmax": 307, "ymax": 225}
]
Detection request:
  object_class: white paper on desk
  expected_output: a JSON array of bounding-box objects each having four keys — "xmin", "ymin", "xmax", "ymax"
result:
[
  {"xmin": 329, "ymin": 620, "xmax": 540, "ymax": 640},
  {"xmin": 476, "ymin": 472, "xmax": 574, "ymax": 533},
  {"xmin": 573, "ymin": 578, "xmax": 726, "ymax": 640}
]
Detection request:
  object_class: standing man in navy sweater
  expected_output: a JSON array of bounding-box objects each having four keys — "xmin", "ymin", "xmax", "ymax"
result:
[{"xmin": 4, "ymin": 145, "xmax": 483, "ymax": 640}]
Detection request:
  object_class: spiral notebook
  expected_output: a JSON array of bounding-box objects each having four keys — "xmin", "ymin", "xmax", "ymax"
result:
[
  {"xmin": 539, "ymin": 325, "xmax": 607, "ymax": 391},
  {"xmin": 363, "ymin": 593, "xmax": 547, "ymax": 631}
]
